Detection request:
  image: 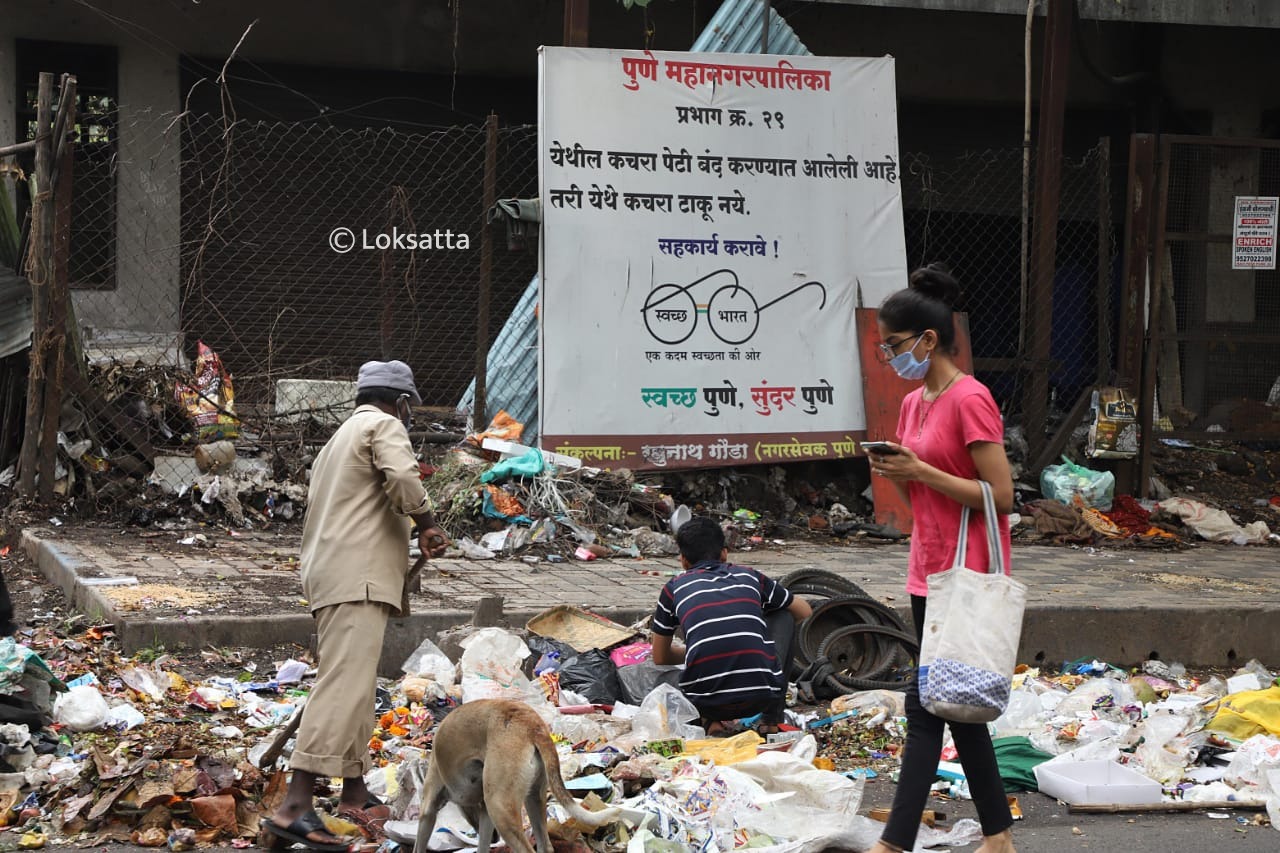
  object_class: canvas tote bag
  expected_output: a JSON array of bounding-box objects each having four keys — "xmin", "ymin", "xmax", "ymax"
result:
[{"xmin": 918, "ymin": 480, "xmax": 1027, "ymax": 723}]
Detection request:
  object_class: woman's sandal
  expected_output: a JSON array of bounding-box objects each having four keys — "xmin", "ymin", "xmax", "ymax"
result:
[{"xmin": 259, "ymin": 813, "xmax": 351, "ymax": 851}]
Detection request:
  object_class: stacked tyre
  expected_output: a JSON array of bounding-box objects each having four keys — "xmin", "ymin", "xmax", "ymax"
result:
[{"xmin": 779, "ymin": 569, "xmax": 919, "ymax": 694}]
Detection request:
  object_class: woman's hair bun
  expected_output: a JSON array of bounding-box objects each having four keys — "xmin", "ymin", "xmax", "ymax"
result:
[{"xmin": 908, "ymin": 262, "xmax": 961, "ymax": 310}]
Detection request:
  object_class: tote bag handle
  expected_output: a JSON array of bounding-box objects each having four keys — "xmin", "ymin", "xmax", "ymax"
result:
[{"xmin": 950, "ymin": 480, "xmax": 1007, "ymax": 575}]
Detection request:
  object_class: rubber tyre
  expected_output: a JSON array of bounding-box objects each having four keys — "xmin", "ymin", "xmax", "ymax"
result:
[
  {"xmin": 779, "ymin": 568, "xmax": 868, "ymax": 600},
  {"xmin": 817, "ymin": 623, "xmax": 919, "ymax": 693},
  {"xmin": 798, "ymin": 595, "xmax": 909, "ymax": 676}
]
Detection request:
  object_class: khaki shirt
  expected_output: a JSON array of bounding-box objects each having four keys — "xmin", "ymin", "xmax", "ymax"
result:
[{"xmin": 300, "ymin": 405, "xmax": 432, "ymax": 617}]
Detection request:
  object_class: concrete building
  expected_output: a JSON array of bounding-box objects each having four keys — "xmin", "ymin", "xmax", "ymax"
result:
[{"xmin": 2, "ymin": 1, "xmax": 1276, "ymax": 414}]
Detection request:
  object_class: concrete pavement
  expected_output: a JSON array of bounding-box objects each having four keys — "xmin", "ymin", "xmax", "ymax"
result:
[{"xmin": 19, "ymin": 524, "xmax": 1280, "ymax": 675}]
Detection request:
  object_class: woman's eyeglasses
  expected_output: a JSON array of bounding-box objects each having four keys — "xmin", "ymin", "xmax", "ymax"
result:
[{"xmin": 876, "ymin": 332, "xmax": 922, "ymax": 363}]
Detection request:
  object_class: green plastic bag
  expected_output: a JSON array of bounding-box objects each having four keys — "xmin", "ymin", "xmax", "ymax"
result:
[{"xmin": 1040, "ymin": 455, "xmax": 1115, "ymax": 511}]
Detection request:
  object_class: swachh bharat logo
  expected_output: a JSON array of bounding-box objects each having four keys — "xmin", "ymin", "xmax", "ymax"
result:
[{"xmin": 328, "ymin": 227, "xmax": 472, "ymax": 253}]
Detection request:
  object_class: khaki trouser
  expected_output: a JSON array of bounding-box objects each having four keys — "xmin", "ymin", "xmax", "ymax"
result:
[{"xmin": 290, "ymin": 600, "xmax": 390, "ymax": 778}]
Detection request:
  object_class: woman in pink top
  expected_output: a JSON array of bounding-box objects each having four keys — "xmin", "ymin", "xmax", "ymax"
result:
[{"xmin": 866, "ymin": 264, "xmax": 1017, "ymax": 853}]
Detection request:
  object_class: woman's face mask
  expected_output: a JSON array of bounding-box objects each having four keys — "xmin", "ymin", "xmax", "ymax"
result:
[{"xmin": 889, "ymin": 336, "xmax": 931, "ymax": 381}]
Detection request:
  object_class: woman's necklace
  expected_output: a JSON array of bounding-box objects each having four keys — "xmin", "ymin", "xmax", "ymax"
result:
[{"xmin": 917, "ymin": 370, "xmax": 964, "ymax": 437}]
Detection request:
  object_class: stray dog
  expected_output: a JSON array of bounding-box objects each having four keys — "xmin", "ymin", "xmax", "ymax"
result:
[{"xmin": 413, "ymin": 699, "xmax": 621, "ymax": 853}]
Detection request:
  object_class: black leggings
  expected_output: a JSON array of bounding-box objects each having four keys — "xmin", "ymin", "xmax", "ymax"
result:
[{"xmin": 881, "ymin": 595, "xmax": 1013, "ymax": 850}]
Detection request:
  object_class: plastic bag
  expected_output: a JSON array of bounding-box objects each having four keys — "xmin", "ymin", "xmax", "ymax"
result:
[
  {"xmin": 1132, "ymin": 713, "xmax": 1194, "ymax": 784},
  {"xmin": 631, "ymin": 683, "xmax": 703, "ymax": 741},
  {"xmin": 558, "ymin": 649, "xmax": 622, "ymax": 705},
  {"xmin": 610, "ymin": 642, "xmax": 653, "ymax": 668},
  {"xmin": 401, "ymin": 637, "xmax": 457, "ymax": 687},
  {"xmin": 617, "ymin": 659, "xmax": 683, "ymax": 705},
  {"xmin": 1207, "ymin": 686, "xmax": 1280, "ymax": 740},
  {"xmin": 1086, "ymin": 387, "xmax": 1138, "ymax": 460},
  {"xmin": 53, "ymin": 685, "xmax": 109, "ymax": 731},
  {"xmin": 479, "ymin": 447, "xmax": 545, "ymax": 484},
  {"xmin": 829, "ymin": 689, "xmax": 907, "ymax": 721},
  {"xmin": 990, "ymin": 689, "xmax": 1044, "ymax": 738},
  {"xmin": 458, "ymin": 628, "xmax": 532, "ymax": 703},
  {"xmin": 174, "ymin": 341, "xmax": 239, "ymax": 441},
  {"xmin": 1223, "ymin": 734, "xmax": 1280, "ymax": 789},
  {"xmin": 455, "ymin": 537, "xmax": 496, "ymax": 561},
  {"xmin": 1040, "ymin": 456, "xmax": 1114, "ymax": 511}
]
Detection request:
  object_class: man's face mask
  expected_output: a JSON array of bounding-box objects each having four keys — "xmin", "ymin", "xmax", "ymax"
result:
[{"xmin": 396, "ymin": 393, "xmax": 414, "ymax": 432}]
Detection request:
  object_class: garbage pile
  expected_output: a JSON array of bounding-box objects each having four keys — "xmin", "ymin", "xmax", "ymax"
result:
[
  {"xmin": 1013, "ymin": 452, "xmax": 1280, "ymax": 549},
  {"xmin": 0, "ymin": 605, "xmax": 1275, "ymax": 851},
  {"xmin": 424, "ymin": 412, "xmax": 892, "ymax": 564}
]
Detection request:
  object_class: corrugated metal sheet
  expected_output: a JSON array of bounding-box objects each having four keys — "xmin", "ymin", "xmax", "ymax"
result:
[
  {"xmin": 0, "ymin": 267, "xmax": 32, "ymax": 360},
  {"xmin": 461, "ymin": 4, "xmax": 813, "ymax": 439},
  {"xmin": 458, "ymin": 274, "xmax": 540, "ymax": 438},
  {"xmin": 691, "ymin": 0, "xmax": 812, "ymax": 56}
]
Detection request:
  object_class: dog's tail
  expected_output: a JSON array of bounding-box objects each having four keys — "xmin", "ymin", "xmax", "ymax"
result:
[{"xmin": 533, "ymin": 730, "xmax": 622, "ymax": 828}]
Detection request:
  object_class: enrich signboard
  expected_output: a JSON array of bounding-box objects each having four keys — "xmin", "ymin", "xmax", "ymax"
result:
[{"xmin": 538, "ymin": 47, "xmax": 907, "ymax": 470}]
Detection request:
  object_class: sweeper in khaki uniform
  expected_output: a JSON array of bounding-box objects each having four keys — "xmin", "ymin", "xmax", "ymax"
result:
[{"xmin": 263, "ymin": 360, "xmax": 447, "ymax": 850}]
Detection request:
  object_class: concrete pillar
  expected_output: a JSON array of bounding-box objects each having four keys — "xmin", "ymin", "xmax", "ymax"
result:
[
  {"xmin": 0, "ymin": 33, "xmax": 20, "ymax": 225},
  {"xmin": 71, "ymin": 42, "xmax": 183, "ymax": 359}
]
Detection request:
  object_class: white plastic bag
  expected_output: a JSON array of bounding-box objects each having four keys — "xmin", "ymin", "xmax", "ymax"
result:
[
  {"xmin": 401, "ymin": 637, "xmax": 457, "ymax": 687},
  {"xmin": 631, "ymin": 683, "xmax": 703, "ymax": 741},
  {"xmin": 458, "ymin": 627, "xmax": 531, "ymax": 703},
  {"xmin": 919, "ymin": 482, "xmax": 1026, "ymax": 724},
  {"xmin": 53, "ymin": 685, "xmax": 109, "ymax": 731}
]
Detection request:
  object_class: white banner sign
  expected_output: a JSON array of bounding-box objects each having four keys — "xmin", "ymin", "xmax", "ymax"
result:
[
  {"xmin": 538, "ymin": 47, "xmax": 907, "ymax": 470},
  {"xmin": 1232, "ymin": 196, "xmax": 1278, "ymax": 270}
]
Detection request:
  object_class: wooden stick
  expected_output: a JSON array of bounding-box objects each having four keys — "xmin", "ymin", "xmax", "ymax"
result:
[
  {"xmin": 0, "ymin": 140, "xmax": 38, "ymax": 157},
  {"xmin": 1069, "ymin": 801, "xmax": 1265, "ymax": 815},
  {"xmin": 18, "ymin": 73, "xmax": 54, "ymax": 498},
  {"xmin": 37, "ymin": 82, "xmax": 76, "ymax": 503},
  {"xmin": 256, "ymin": 700, "xmax": 306, "ymax": 771}
]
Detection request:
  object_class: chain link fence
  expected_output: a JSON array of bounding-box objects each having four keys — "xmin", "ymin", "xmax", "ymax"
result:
[
  {"xmin": 9, "ymin": 105, "xmax": 1114, "ymax": 479},
  {"xmin": 1150, "ymin": 138, "xmax": 1280, "ymax": 438},
  {"xmin": 8, "ymin": 108, "xmax": 542, "ymax": 474},
  {"xmin": 899, "ymin": 142, "xmax": 1116, "ymax": 430}
]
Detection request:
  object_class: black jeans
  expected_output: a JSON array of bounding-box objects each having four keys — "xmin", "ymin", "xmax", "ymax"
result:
[
  {"xmin": 693, "ymin": 609, "xmax": 797, "ymax": 726},
  {"xmin": 881, "ymin": 595, "xmax": 1013, "ymax": 850}
]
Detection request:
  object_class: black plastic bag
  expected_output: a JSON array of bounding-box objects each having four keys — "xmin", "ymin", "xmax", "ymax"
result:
[
  {"xmin": 616, "ymin": 659, "xmax": 684, "ymax": 705},
  {"xmin": 558, "ymin": 649, "xmax": 622, "ymax": 705}
]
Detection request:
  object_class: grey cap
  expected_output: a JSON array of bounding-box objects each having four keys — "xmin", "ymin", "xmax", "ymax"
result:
[{"xmin": 357, "ymin": 360, "xmax": 421, "ymax": 406}]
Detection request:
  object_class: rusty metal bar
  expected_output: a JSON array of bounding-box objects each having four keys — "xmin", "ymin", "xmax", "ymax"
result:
[
  {"xmin": 564, "ymin": 0, "xmax": 589, "ymax": 47},
  {"xmin": 1157, "ymin": 332, "xmax": 1280, "ymax": 344},
  {"xmin": 474, "ymin": 113, "xmax": 499, "ymax": 430},
  {"xmin": 1117, "ymin": 135, "xmax": 1154, "ymax": 392},
  {"xmin": 1021, "ymin": 0, "xmax": 1073, "ymax": 460},
  {"xmin": 1156, "ymin": 133, "xmax": 1280, "ymax": 149},
  {"xmin": 1095, "ymin": 136, "xmax": 1111, "ymax": 384},
  {"xmin": 1136, "ymin": 137, "xmax": 1173, "ymax": 500},
  {"xmin": 1163, "ymin": 231, "xmax": 1232, "ymax": 243}
]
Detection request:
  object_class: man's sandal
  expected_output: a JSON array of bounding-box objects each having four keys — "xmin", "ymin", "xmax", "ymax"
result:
[{"xmin": 259, "ymin": 813, "xmax": 351, "ymax": 851}]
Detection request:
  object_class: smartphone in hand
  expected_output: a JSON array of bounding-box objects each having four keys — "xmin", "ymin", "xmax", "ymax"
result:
[{"xmin": 860, "ymin": 441, "xmax": 901, "ymax": 456}]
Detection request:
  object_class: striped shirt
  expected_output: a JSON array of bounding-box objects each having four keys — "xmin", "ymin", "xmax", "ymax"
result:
[{"xmin": 651, "ymin": 562, "xmax": 794, "ymax": 709}]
